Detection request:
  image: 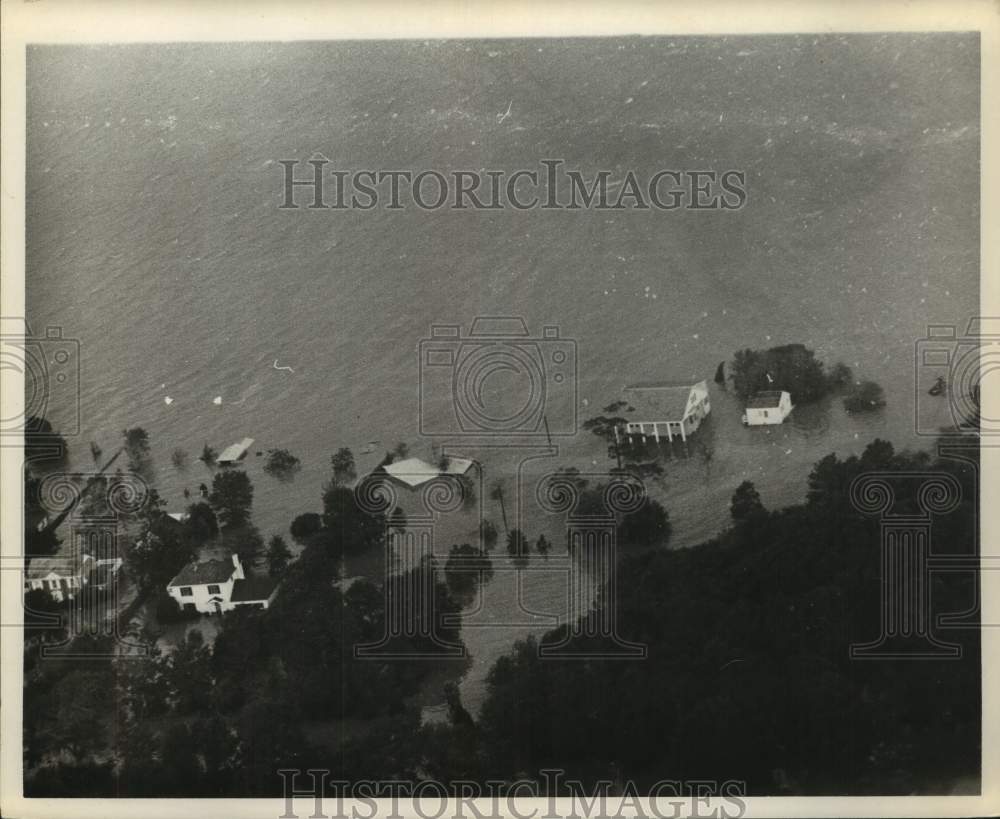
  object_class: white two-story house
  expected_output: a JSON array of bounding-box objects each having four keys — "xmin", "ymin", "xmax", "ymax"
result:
[{"xmin": 166, "ymin": 553, "xmax": 278, "ymax": 614}]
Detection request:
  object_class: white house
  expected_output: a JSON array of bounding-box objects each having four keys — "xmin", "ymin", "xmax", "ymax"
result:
[
  {"xmin": 24, "ymin": 557, "xmax": 88, "ymax": 602},
  {"xmin": 619, "ymin": 379, "xmax": 711, "ymax": 443},
  {"xmin": 742, "ymin": 390, "xmax": 794, "ymax": 426},
  {"xmin": 166, "ymin": 552, "xmax": 278, "ymax": 614}
]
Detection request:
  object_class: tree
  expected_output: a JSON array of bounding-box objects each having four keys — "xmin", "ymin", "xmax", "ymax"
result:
[
  {"xmin": 122, "ymin": 427, "xmax": 151, "ymax": 470},
  {"xmin": 331, "ymin": 447, "xmax": 357, "ymax": 486},
  {"xmin": 200, "ymin": 443, "xmax": 217, "ymax": 466},
  {"xmin": 128, "ymin": 528, "xmax": 197, "ymax": 592},
  {"xmin": 185, "ymin": 501, "xmax": 219, "ymax": 542},
  {"xmin": 582, "ymin": 412, "xmax": 628, "ymax": 469},
  {"xmin": 322, "ymin": 484, "xmax": 384, "ymax": 554},
  {"xmin": 481, "ymin": 519, "xmax": 499, "ymax": 551},
  {"xmin": 618, "ymin": 498, "xmax": 671, "ymax": 547},
  {"xmin": 444, "ymin": 681, "xmax": 474, "ymax": 729},
  {"xmin": 264, "ymin": 448, "xmax": 301, "ymax": 481},
  {"xmin": 290, "ymin": 512, "xmax": 323, "ymax": 544},
  {"xmin": 730, "ymin": 344, "xmax": 828, "ymax": 403},
  {"xmin": 158, "ymin": 723, "xmax": 203, "ymax": 794},
  {"xmin": 171, "ymin": 447, "xmax": 188, "ymax": 468},
  {"xmin": 490, "ymin": 481, "xmax": 509, "ymax": 534},
  {"xmin": 457, "ymin": 473, "xmax": 478, "ymax": 511},
  {"xmin": 826, "ymin": 361, "xmax": 854, "ymax": 390},
  {"xmin": 24, "ymin": 588, "xmax": 67, "ymax": 643},
  {"xmin": 444, "ymin": 543, "xmax": 493, "ymax": 599},
  {"xmin": 730, "ymin": 480, "xmax": 765, "ymax": 521},
  {"xmin": 535, "ymin": 534, "xmax": 551, "ymax": 558},
  {"xmin": 166, "ymin": 629, "xmax": 213, "ymax": 714},
  {"xmin": 46, "ymin": 670, "xmax": 113, "ymax": 759},
  {"xmin": 506, "ymin": 528, "xmax": 528, "ymax": 562},
  {"xmin": 210, "ymin": 470, "xmax": 254, "ymax": 528},
  {"xmin": 223, "ymin": 526, "xmax": 265, "ymax": 570},
  {"xmin": 24, "ymin": 415, "xmax": 68, "ymax": 466},
  {"xmin": 844, "ymin": 380, "xmax": 886, "ymax": 413},
  {"xmin": 266, "ymin": 535, "xmax": 292, "ymax": 577},
  {"xmin": 714, "ymin": 360, "xmax": 727, "ymax": 386}
]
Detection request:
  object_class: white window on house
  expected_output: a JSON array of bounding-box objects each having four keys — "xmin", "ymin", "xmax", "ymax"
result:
[
  {"xmin": 180, "ymin": 587, "xmax": 193, "ymax": 597},
  {"xmin": 207, "ymin": 584, "xmax": 221, "ymax": 594}
]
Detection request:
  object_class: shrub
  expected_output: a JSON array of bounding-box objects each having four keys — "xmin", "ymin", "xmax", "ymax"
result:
[{"xmin": 844, "ymin": 380, "xmax": 886, "ymax": 413}]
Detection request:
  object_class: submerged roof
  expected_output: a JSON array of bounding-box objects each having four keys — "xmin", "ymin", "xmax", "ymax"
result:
[
  {"xmin": 623, "ymin": 380, "xmax": 704, "ymax": 421},
  {"xmin": 384, "ymin": 456, "xmax": 473, "ymax": 488},
  {"xmin": 746, "ymin": 390, "xmax": 786, "ymax": 409},
  {"xmin": 167, "ymin": 557, "xmax": 235, "ymax": 587},
  {"xmin": 217, "ymin": 437, "xmax": 255, "ymax": 464}
]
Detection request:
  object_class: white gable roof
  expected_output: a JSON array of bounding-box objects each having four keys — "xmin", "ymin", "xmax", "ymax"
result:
[{"xmin": 383, "ymin": 456, "xmax": 474, "ymax": 488}]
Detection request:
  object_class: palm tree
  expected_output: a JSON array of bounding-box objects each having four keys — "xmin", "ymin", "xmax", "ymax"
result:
[{"xmin": 490, "ymin": 481, "xmax": 509, "ymax": 534}]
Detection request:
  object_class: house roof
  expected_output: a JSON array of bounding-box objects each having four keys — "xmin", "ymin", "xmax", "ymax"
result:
[
  {"xmin": 77, "ymin": 536, "xmax": 121, "ymax": 562},
  {"xmin": 384, "ymin": 457, "xmax": 439, "ymax": 487},
  {"xmin": 167, "ymin": 557, "xmax": 235, "ymax": 587},
  {"xmin": 217, "ymin": 437, "xmax": 255, "ymax": 464},
  {"xmin": 26, "ymin": 557, "xmax": 82, "ymax": 580},
  {"xmin": 747, "ymin": 391, "xmax": 786, "ymax": 409},
  {"xmin": 231, "ymin": 573, "xmax": 279, "ymax": 603},
  {"xmin": 623, "ymin": 381, "xmax": 702, "ymax": 421}
]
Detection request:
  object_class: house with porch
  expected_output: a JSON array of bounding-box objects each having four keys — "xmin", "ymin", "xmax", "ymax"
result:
[
  {"xmin": 166, "ymin": 553, "xmax": 279, "ymax": 614},
  {"xmin": 24, "ymin": 533, "xmax": 126, "ymax": 601},
  {"xmin": 619, "ymin": 379, "xmax": 711, "ymax": 444},
  {"xmin": 24, "ymin": 556, "xmax": 89, "ymax": 602}
]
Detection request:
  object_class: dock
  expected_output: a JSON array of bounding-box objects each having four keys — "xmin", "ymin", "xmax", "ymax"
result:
[{"xmin": 217, "ymin": 437, "xmax": 255, "ymax": 466}]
